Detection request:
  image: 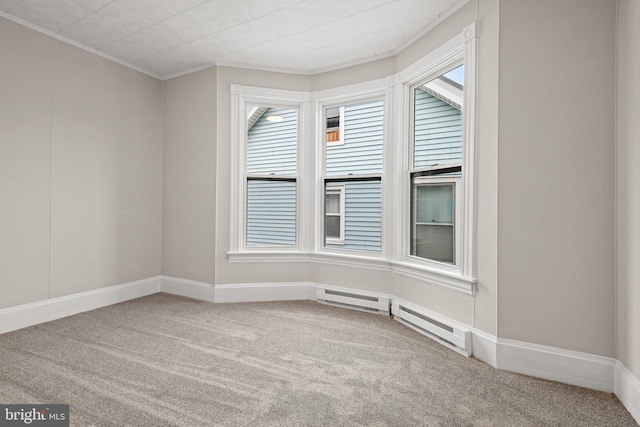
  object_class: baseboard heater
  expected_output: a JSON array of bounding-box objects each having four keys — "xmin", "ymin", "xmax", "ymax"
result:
[
  {"xmin": 391, "ymin": 301, "xmax": 472, "ymax": 357},
  {"xmin": 316, "ymin": 287, "xmax": 390, "ymax": 315}
]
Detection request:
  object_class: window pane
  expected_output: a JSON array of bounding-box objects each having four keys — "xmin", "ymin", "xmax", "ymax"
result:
[
  {"xmin": 416, "ymin": 184, "xmax": 453, "ymax": 224},
  {"xmin": 325, "ymin": 216, "xmax": 340, "ymax": 239},
  {"xmin": 414, "ymin": 224, "xmax": 454, "ymax": 263},
  {"xmin": 413, "ymin": 65, "xmax": 463, "ymax": 169},
  {"xmin": 246, "ymin": 179, "xmax": 296, "ymax": 246},
  {"xmin": 326, "ymin": 100, "xmax": 383, "ymax": 175},
  {"xmin": 326, "ymin": 107, "xmax": 340, "ymax": 130},
  {"xmin": 325, "ymin": 180, "xmax": 381, "ymax": 251},
  {"xmin": 247, "ymin": 106, "xmax": 297, "ymax": 175},
  {"xmin": 411, "ymin": 182, "xmax": 455, "ymax": 264},
  {"xmin": 326, "ymin": 192, "xmax": 340, "ymax": 214}
]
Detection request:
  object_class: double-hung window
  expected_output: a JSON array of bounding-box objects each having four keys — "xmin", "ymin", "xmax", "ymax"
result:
[
  {"xmin": 410, "ymin": 65, "xmax": 464, "ymax": 265},
  {"xmin": 322, "ymin": 99, "xmax": 384, "ymax": 252},
  {"xmin": 245, "ymin": 105, "xmax": 299, "ymax": 247}
]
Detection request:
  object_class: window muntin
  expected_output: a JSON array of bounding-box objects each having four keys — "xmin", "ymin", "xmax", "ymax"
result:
[
  {"xmin": 410, "ymin": 64, "xmax": 464, "ymax": 265},
  {"xmin": 245, "ymin": 105, "xmax": 298, "ymax": 247},
  {"xmin": 323, "ymin": 99, "xmax": 384, "ymax": 252}
]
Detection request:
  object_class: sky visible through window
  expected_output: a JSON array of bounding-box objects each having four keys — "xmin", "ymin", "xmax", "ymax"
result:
[{"xmin": 443, "ymin": 65, "xmax": 463, "ymax": 86}]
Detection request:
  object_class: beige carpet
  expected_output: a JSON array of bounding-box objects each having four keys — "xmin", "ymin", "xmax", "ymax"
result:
[{"xmin": 0, "ymin": 293, "xmax": 635, "ymax": 426}]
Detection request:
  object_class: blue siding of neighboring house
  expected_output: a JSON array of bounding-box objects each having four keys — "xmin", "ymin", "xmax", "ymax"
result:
[
  {"xmin": 246, "ymin": 180, "xmax": 296, "ymax": 246},
  {"xmin": 246, "ymin": 107, "xmax": 298, "ymax": 246},
  {"xmin": 326, "ymin": 100, "xmax": 383, "ymax": 176},
  {"xmin": 326, "ymin": 180, "xmax": 382, "ymax": 252},
  {"xmin": 247, "ymin": 107, "xmax": 297, "ymax": 174},
  {"xmin": 325, "ymin": 100, "xmax": 384, "ymax": 252},
  {"xmin": 414, "ymin": 89, "xmax": 462, "ymax": 168}
]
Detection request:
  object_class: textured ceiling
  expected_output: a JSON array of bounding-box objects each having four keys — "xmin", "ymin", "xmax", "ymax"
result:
[{"xmin": 0, "ymin": 0, "xmax": 467, "ymax": 79}]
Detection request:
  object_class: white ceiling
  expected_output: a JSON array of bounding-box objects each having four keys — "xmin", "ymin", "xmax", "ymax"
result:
[{"xmin": 0, "ymin": 0, "xmax": 467, "ymax": 79}]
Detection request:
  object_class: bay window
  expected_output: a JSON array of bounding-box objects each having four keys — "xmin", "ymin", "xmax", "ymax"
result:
[{"xmin": 229, "ymin": 23, "xmax": 477, "ymax": 293}]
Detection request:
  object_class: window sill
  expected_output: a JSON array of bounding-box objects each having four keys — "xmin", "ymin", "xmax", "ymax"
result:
[
  {"xmin": 227, "ymin": 251, "xmax": 310, "ymax": 263},
  {"xmin": 227, "ymin": 251, "xmax": 476, "ymax": 295}
]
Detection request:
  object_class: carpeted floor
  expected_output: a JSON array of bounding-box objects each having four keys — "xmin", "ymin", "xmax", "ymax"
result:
[{"xmin": 0, "ymin": 293, "xmax": 636, "ymax": 426}]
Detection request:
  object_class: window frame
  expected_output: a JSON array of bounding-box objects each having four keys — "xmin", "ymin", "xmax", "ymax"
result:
[
  {"xmin": 325, "ymin": 106, "xmax": 345, "ymax": 146},
  {"xmin": 324, "ymin": 184, "xmax": 345, "ymax": 245},
  {"xmin": 316, "ymin": 90, "xmax": 388, "ymax": 257},
  {"xmin": 229, "ymin": 85, "xmax": 308, "ymax": 253},
  {"xmin": 229, "ymin": 24, "xmax": 477, "ymax": 294},
  {"xmin": 398, "ymin": 22, "xmax": 477, "ymax": 281}
]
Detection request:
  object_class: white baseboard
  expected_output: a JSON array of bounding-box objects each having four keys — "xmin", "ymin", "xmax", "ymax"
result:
[
  {"xmin": 0, "ymin": 276, "xmax": 161, "ymax": 334},
  {"xmin": 4, "ymin": 276, "xmax": 638, "ymax": 422},
  {"xmin": 160, "ymin": 276, "xmax": 215, "ymax": 302},
  {"xmin": 496, "ymin": 338, "xmax": 616, "ymax": 392},
  {"xmin": 472, "ymin": 329, "xmax": 498, "ymax": 368},
  {"xmin": 214, "ymin": 282, "xmax": 317, "ymax": 303},
  {"xmin": 615, "ymin": 361, "xmax": 640, "ymax": 424}
]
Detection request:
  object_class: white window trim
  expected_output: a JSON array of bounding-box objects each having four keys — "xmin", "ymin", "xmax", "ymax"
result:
[
  {"xmin": 396, "ymin": 23, "xmax": 477, "ymax": 281},
  {"xmin": 324, "ymin": 184, "xmax": 345, "ymax": 245},
  {"xmin": 229, "ymin": 85, "xmax": 311, "ymax": 253},
  {"xmin": 228, "ymin": 24, "xmax": 478, "ymax": 295},
  {"xmin": 315, "ymin": 82, "xmax": 389, "ymax": 258}
]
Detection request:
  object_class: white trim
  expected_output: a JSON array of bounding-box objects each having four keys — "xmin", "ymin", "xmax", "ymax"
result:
[
  {"xmin": 393, "ymin": 261, "xmax": 475, "ymax": 294},
  {"xmin": 4, "ymin": 275, "xmax": 637, "ymax": 422},
  {"xmin": 403, "ymin": 23, "xmax": 477, "ymax": 280},
  {"xmin": 230, "ymin": 85, "xmax": 310, "ymax": 254},
  {"xmin": 0, "ymin": 12, "xmax": 162, "ymax": 80},
  {"xmin": 227, "ymin": 251, "xmax": 310, "ymax": 262},
  {"xmin": 615, "ymin": 361, "xmax": 640, "ymax": 424},
  {"xmin": 226, "ymin": 251, "xmax": 475, "ymax": 294},
  {"xmin": 496, "ymin": 338, "xmax": 616, "ymax": 392},
  {"xmin": 0, "ymin": 1, "xmax": 472, "ymax": 82},
  {"xmin": 212, "ymin": 1, "xmax": 471, "ymax": 77},
  {"xmin": 214, "ymin": 282, "xmax": 317, "ymax": 303},
  {"xmin": 0, "ymin": 276, "xmax": 161, "ymax": 334},
  {"xmin": 472, "ymin": 329, "xmax": 498, "ymax": 368},
  {"xmin": 160, "ymin": 276, "xmax": 215, "ymax": 302}
]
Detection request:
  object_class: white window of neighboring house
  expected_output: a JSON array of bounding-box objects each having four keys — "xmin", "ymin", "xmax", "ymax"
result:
[
  {"xmin": 326, "ymin": 106, "xmax": 345, "ymax": 145},
  {"xmin": 324, "ymin": 185, "xmax": 345, "ymax": 245},
  {"xmin": 322, "ymin": 99, "xmax": 384, "ymax": 253},
  {"xmin": 411, "ymin": 174, "xmax": 461, "ymax": 264}
]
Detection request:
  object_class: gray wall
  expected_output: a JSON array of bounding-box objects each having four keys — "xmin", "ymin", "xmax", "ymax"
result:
[
  {"xmin": 617, "ymin": 0, "xmax": 640, "ymax": 379},
  {"xmin": 0, "ymin": 17, "xmax": 162, "ymax": 308},
  {"xmin": 497, "ymin": 0, "xmax": 616, "ymax": 357},
  {"xmin": 162, "ymin": 68, "xmax": 217, "ymax": 283}
]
